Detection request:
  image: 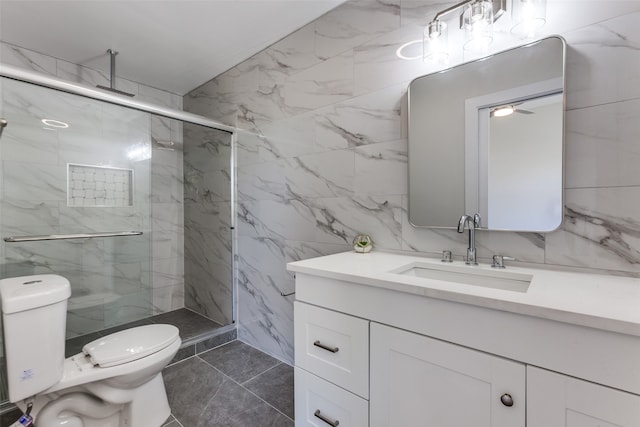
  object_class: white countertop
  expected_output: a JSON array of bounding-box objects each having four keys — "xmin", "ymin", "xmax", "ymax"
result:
[{"xmin": 287, "ymin": 251, "xmax": 640, "ymax": 337}]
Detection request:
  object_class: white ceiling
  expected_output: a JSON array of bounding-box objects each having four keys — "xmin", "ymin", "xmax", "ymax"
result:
[{"xmin": 0, "ymin": 0, "xmax": 345, "ymax": 95}]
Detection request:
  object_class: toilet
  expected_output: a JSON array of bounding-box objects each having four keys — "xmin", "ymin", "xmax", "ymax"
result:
[{"xmin": 0, "ymin": 274, "xmax": 181, "ymax": 427}]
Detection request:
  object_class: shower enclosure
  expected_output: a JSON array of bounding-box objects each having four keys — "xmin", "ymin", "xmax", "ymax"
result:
[{"xmin": 0, "ymin": 66, "xmax": 235, "ymax": 407}]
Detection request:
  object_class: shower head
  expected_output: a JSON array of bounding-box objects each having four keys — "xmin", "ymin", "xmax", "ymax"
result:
[
  {"xmin": 0, "ymin": 118, "xmax": 7, "ymax": 138},
  {"xmin": 96, "ymin": 49, "xmax": 135, "ymax": 97}
]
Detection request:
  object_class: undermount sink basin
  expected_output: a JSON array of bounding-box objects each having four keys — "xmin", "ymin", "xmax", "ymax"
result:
[{"xmin": 391, "ymin": 262, "xmax": 532, "ymax": 293}]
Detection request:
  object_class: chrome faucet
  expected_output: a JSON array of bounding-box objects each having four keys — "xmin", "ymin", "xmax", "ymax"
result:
[{"xmin": 457, "ymin": 213, "xmax": 481, "ymax": 265}]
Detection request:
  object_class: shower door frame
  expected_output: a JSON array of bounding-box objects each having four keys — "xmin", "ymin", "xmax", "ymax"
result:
[{"xmin": 0, "ymin": 63, "xmax": 239, "ymax": 326}]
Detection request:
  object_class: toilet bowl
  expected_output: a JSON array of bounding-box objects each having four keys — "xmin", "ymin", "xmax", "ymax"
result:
[{"xmin": 0, "ymin": 275, "xmax": 181, "ymax": 427}]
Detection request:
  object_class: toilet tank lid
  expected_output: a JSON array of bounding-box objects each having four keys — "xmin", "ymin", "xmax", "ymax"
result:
[
  {"xmin": 0, "ymin": 274, "xmax": 71, "ymax": 314},
  {"xmin": 83, "ymin": 324, "xmax": 180, "ymax": 367}
]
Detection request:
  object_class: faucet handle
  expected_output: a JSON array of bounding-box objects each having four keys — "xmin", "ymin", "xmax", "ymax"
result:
[
  {"xmin": 441, "ymin": 250, "xmax": 453, "ymax": 263},
  {"xmin": 491, "ymin": 255, "xmax": 515, "ymax": 269},
  {"xmin": 473, "ymin": 213, "xmax": 482, "ymax": 228}
]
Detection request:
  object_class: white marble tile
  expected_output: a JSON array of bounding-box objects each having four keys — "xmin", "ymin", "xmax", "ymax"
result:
[
  {"xmin": 0, "ymin": 200, "xmax": 59, "ymax": 231},
  {"xmin": 3, "ymin": 161, "xmax": 66, "ymax": 202},
  {"xmin": 152, "ymin": 220, "xmax": 184, "ymax": 261},
  {"xmin": 399, "ymin": 0, "xmax": 449, "ymax": 27},
  {"xmin": 152, "ymin": 257, "xmax": 184, "ymax": 287},
  {"xmin": 315, "ymin": 84, "xmax": 403, "ymax": 150},
  {"xmin": 235, "ymin": 129, "xmax": 262, "ymax": 167},
  {"xmin": 237, "ymin": 238, "xmax": 295, "ymax": 363},
  {"xmin": 354, "ymin": 139, "xmax": 407, "ymax": 196},
  {"xmin": 153, "ymin": 202, "xmax": 184, "ymax": 235},
  {"xmin": 237, "ymin": 160, "xmax": 286, "ymax": 202},
  {"xmin": 103, "ymin": 291, "xmax": 152, "ymax": 328},
  {"xmin": 284, "ymin": 149, "xmax": 355, "ymax": 199},
  {"xmin": 265, "ymin": 24, "xmax": 323, "ymax": 76},
  {"xmin": 0, "ymin": 42, "xmax": 57, "ymax": 75},
  {"xmin": 252, "ymin": 198, "xmax": 318, "ymax": 242},
  {"xmin": 315, "ymin": 0, "xmax": 401, "ymax": 60},
  {"xmin": 184, "ymin": 200, "xmax": 231, "ymax": 233},
  {"xmin": 152, "ymin": 282, "xmax": 185, "ymax": 314},
  {"xmin": 315, "ymin": 195, "xmax": 404, "ymax": 249},
  {"xmin": 184, "ymin": 251, "xmax": 232, "ymax": 325},
  {"xmin": 565, "ymin": 98, "xmax": 640, "ymax": 189},
  {"xmin": 183, "ymin": 124, "xmax": 232, "ymax": 172},
  {"xmin": 255, "ymin": 112, "xmax": 317, "ymax": 161},
  {"xmin": 56, "ymin": 59, "xmax": 109, "ymax": 88},
  {"xmin": 563, "ymin": 11, "xmax": 640, "ymax": 109},
  {"xmin": 138, "ymin": 84, "xmax": 181, "ymax": 109},
  {"xmin": 152, "ymin": 162, "xmax": 183, "ymax": 204},
  {"xmin": 0, "ymin": 121, "xmax": 60, "ymax": 164},
  {"xmin": 545, "ymin": 186, "xmax": 640, "ymax": 273},
  {"xmin": 283, "ymin": 52, "xmax": 354, "ymax": 112}
]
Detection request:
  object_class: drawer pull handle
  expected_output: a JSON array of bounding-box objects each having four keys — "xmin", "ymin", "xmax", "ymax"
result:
[
  {"xmin": 314, "ymin": 409, "xmax": 340, "ymax": 426},
  {"xmin": 313, "ymin": 340, "xmax": 339, "ymax": 353}
]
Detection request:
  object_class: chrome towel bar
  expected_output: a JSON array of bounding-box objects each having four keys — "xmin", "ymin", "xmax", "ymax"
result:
[{"xmin": 3, "ymin": 231, "xmax": 143, "ymax": 242}]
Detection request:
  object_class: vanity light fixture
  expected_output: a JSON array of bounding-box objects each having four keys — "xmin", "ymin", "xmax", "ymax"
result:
[
  {"xmin": 510, "ymin": 0, "xmax": 547, "ymax": 38},
  {"xmin": 424, "ymin": 0, "xmax": 505, "ymax": 62}
]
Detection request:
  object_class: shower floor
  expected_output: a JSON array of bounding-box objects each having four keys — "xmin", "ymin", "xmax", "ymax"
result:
[{"xmin": 65, "ymin": 307, "xmax": 233, "ymax": 357}]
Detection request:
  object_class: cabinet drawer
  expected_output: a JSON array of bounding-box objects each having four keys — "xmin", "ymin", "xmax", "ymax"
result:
[
  {"xmin": 295, "ymin": 367, "xmax": 369, "ymax": 427},
  {"xmin": 294, "ymin": 301, "xmax": 369, "ymax": 398}
]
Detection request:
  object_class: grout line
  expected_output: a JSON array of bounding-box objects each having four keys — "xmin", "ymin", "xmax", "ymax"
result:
[
  {"xmin": 240, "ymin": 362, "xmax": 283, "ymax": 386},
  {"xmin": 196, "ymin": 356, "xmax": 293, "ymax": 422}
]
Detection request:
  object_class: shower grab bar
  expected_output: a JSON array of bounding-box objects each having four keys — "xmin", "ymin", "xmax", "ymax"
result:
[{"xmin": 3, "ymin": 231, "xmax": 143, "ymax": 242}]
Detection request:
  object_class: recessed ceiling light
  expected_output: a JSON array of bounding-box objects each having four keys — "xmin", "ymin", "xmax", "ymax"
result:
[
  {"xmin": 491, "ymin": 106, "xmax": 515, "ymax": 117},
  {"xmin": 41, "ymin": 119, "xmax": 69, "ymax": 128},
  {"xmin": 396, "ymin": 39, "xmax": 423, "ymax": 61}
]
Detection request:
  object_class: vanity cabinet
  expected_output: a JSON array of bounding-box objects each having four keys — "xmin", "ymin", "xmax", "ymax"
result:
[
  {"xmin": 370, "ymin": 323, "xmax": 525, "ymax": 427},
  {"xmin": 289, "ymin": 252, "xmax": 640, "ymax": 427}
]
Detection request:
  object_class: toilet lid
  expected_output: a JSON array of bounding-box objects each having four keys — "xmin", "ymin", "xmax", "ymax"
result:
[{"xmin": 83, "ymin": 324, "xmax": 180, "ymax": 368}]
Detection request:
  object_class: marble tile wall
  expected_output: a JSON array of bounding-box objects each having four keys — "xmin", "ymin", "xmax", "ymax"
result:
[
  {"xmin": 185, "ymin": 1, "xmax": 640, "ymax": 364},
  {"xmin": 0, "ymin": 41, "xmax": 186, "ymax": 325}
]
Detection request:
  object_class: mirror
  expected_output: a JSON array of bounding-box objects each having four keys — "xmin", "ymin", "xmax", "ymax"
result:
[{"xmin": 408, "ymin": 36, "xmax": 565, "ymax": 231}]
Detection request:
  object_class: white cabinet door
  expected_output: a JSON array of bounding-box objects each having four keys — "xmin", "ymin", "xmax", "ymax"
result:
[
  {"xmin": 528, "ymin": 366, "xmax": 640, "ymax": 427},
  {"xmin": 370, "ymin": 323, "xmax": 525, "ymax": 427}
]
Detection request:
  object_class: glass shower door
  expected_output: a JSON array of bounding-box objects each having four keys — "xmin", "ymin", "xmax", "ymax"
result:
[{"xmin": 0, "ymin": 77, "xmax": 153, "ymax": 404}]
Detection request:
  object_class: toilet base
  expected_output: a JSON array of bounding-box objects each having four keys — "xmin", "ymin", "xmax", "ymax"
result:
[{"xmin": 19, "ymin": 373, "xmax": 171, "ymax": 427}]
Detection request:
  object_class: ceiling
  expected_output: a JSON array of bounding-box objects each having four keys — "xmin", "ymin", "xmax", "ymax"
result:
[{"xmin": 0, "ymin": 0, "xmax": 345, "ymax": 95}]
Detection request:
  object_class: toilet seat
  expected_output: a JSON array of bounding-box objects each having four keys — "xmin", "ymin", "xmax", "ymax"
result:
[
  {"xmin": 43, "ymin": 324, "xmax": 181, "ymax": 395},
  {"xmin": 83, "ymin": 324, "xmax": 179, "ymax": 367}
]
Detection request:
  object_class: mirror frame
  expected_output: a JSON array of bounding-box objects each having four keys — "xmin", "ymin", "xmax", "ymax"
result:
[{"xmin": 407, "ymin": 36, "xmax": 566, "ymax": 232}]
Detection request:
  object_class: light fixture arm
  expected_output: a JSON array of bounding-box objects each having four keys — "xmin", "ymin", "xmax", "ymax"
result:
[
  {"xmin": 432, "ymin": 0, "xmax": 476, "ymax": 22},
  {"xmin": 430, "ymin": 0, "xmax": 506, "ymax": 26}
]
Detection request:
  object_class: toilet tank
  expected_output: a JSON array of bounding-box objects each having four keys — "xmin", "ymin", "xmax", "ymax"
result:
[{"xmin": 0, "ymin": 275, "xmax": 71, "ymax": 402}]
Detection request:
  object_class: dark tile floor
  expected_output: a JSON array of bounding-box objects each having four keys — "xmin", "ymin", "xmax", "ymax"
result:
[{"xmin": 162, "ymin": 340, "xmax": 294, "ymax": 427}]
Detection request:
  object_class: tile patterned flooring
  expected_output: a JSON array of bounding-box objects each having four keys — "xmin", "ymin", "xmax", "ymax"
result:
[{"xmin": 162, "ymin": 340, "xmax": 294, "ymax": 427}]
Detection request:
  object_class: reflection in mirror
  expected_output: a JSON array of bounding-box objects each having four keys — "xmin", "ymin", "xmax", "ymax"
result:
[
  {"xmin": 481, "ymin": 93, "xmax": 563, "ymax": 230},
  {"xmin": 408, "ymin": 36, "xmax": 565, "ymax": 231}
]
